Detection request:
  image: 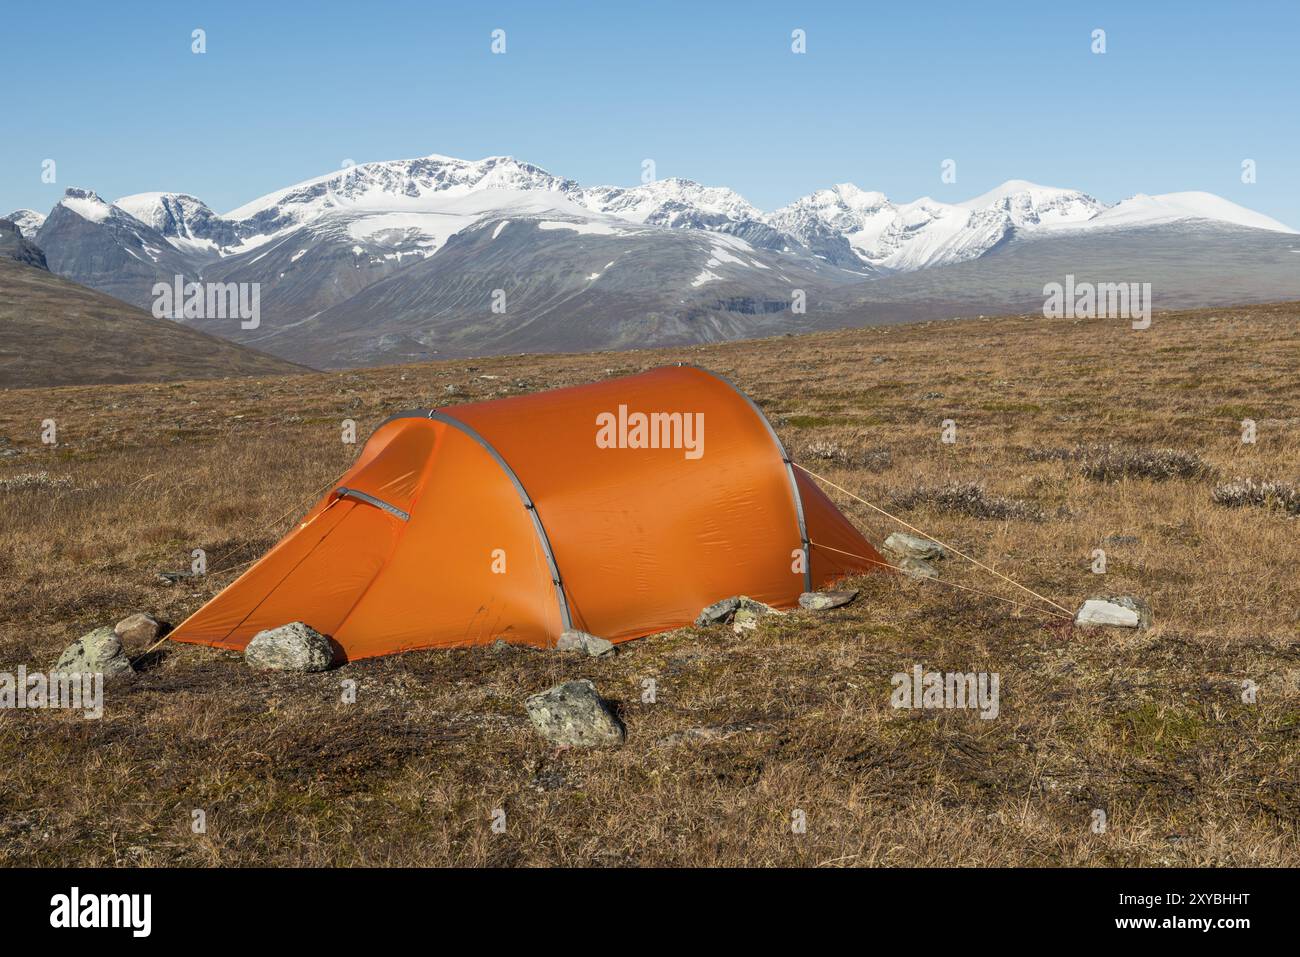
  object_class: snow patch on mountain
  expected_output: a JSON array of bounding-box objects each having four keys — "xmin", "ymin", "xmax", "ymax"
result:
[
  {"xmin": 4, "ymin": 209, "xmax": 46, "ymax": 239},
  {"xmin": 58, "ymin": 188, "xmax": 116, "ymax": 224},
  {"xmin": 1080, "ymin": 191, "xmax": 1297, "ymax": 234},
  {"xmin": 577, "ymin": 178, "xmax": 762, "ymax": 228}
]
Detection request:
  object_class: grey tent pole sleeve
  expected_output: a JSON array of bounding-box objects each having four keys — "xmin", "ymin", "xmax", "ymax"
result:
[
  {"xmin": 425, "ymin": 410, "xmax": 575, "ymax": 633},
  {"xmin": 677, "ymin": 365, "xmax": 813, "ymax": 592},
  {"xmin": 334, "ymin": 486, "xmax": 411, "ymax": 522}
]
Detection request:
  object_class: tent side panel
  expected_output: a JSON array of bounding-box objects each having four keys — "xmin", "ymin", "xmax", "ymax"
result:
[
  {"xmin": 167, "ymin": 417, "xmax": 440, "ymax": 652},
  {"xmin": 167, "ymin": 500, "xmax": 402, "ymax": 650},
  {"xmin": 446, "ymin": 366, "xmax": 808, "ymax": 642},
  {"xmin": 795, "ymin": 469, "xmax": 889, "ymax": 584},
  {"xmin": 331, "ymin": 425, "xmax": 561, "ymax": 657}
]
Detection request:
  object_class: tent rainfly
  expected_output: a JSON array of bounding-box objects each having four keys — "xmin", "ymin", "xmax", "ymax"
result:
[{"xmin": 168, "ymin": 366, "xmax": 885, "ymax": 660}]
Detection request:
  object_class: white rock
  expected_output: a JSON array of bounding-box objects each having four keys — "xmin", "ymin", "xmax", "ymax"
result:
[
  {"xmin": 1075, "ymin": 596, "xmax": 1152, "ymax": 629},
  {"xmin": 244, "ymin": 622, "xmax": 335, "ymax": 671}
]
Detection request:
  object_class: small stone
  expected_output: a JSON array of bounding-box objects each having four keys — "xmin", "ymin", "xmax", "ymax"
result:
[
  {"xmin": 114, "ymin": 612, "xmax": 160, "ymax": 644},
  {"xmin": 898, "ymin": 557, "xmax": 939, "ymax": 580},
  {"xmin": 732, "ymin": 608, "xmax": 760, "ymax": 633},
  {"xmin": 695, "ymin": 596, "xmax": 741, "ymax": 627},
  {"xmin": 556, "ymin": 629, "xmax": 615, "ymax": 657},
  {"xmin": 1075, "ymin": 596, "xmax": 1152, "ymax": 630},
  {"xmin": 799, "ymin": 589, "xmax": 859, "ymax": 610},
  {"xmin": 53, "ymin": 626, "xmax": 134, "ymax": 679},
  {"xmin": 884, "ymin": 532, "xmax": 950, "ymax": 561},
  {"xmin": 244, "ymin": 622, "xmax": 336, "ymax": 671},
  {"xmin": 525, "ymin": 679, "xmax": 625, "ymax": 747}
]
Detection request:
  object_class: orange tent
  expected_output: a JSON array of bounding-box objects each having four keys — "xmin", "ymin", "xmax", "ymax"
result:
[{"xmin": 168, "ymin": 366, "xmax": 884, "ymax": 660}]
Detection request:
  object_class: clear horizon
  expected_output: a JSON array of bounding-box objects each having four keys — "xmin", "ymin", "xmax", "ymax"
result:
[{"xmin": 4, "ymin": 0, "xmax": 1298, "ymax": 227}]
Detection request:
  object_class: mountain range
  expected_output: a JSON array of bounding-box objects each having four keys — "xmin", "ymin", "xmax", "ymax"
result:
[{"xmin": 6, "ymin": 153, "xmax": 1299, "ymax": 368}]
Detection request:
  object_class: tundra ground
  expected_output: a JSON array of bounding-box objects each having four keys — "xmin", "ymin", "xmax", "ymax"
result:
[{"xmin": 1, "ymin": 303, "xmax": 1297, "ymax": 866}]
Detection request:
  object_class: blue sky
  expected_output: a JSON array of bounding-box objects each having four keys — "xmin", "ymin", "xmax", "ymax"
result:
[{"xmin": 4, "ymin": 0, "xmax": 1297, "ymax": 225}]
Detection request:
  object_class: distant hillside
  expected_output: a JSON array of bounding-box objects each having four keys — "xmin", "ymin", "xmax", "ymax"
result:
[{"xmin": 0, "ymin": 259, "xmax": 307, "ymax": 388}]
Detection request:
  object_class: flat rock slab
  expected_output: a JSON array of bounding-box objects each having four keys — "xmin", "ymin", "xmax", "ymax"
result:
[
  {"xmin": 53, "ymin": 626, "xmax": 134, "ymax": 679},
  {"xmin": 244, "ymin": 622, "xmax": 335, "ymax": 671},
  {"xmin": 556, "ymin": 629, "xmax": 615, "ymax": 657},
  {"xmin": 799, "ymin": 589, "xmax": 859, "ymax": 611},
  {"xmin": 898, "ymin": 556, "xmax": 939, "ymax": 580},
  {"xmin": 525, "ymin": 679, "xmax": 625, "ymax": 747},
  {"xmin": 1075, "ymin": 596, "xmax": 1152, "ymax": 630},
  {"xmin": 884, "ymin": 532, "xmax": 951, "ymax": 561}
]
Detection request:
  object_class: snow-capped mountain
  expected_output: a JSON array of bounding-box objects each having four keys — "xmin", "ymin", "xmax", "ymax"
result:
[
  {"xmin": 113, "ymin": 192, "xmax": 242, "ymax": 261},
  {"xmin": 770, "ymin": 181, "xmax": 1109, "ymax": 272},
  {"xmin": 576, "ymin": 178, "xmax": 761, "ymax": 228},
  {"xmin": 4, "ymin": 208, "xmax": 46, "ymax": 240},
  {"xmin": 222, "ymin": 154, "xmax": 576, "ymax": 252},
  {"xmin": 17, "ymin": 154, "xmax": 1298, "ymax": 366},
  {"xmin": 34, "ymin": 188, "xmax": 198, "ymax": 307},
  {"xmin": 770, "ymin": 179, "xmax": 1294, "ymax": 273},
  {"xmin": 1078, "ymin": 191, "xmax": 1296, "ymax": 233}
]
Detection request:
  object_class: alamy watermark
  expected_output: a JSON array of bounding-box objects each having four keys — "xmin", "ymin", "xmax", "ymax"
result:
[
  {"xmin": 50, "ymin": 887, "xmax": 150, "ymax": 937},
  {"xmin": 1043, "ymin": 275, "xmax": 1151, "ymax": 330},
  {"xmin": 890, "ymin": 664, "xmax": 1000, "ymax": 719},
  {"xmin": 152, "ymin": 276, "xmax": 260, "ymax": 329},
  {"xmin": 1, "ymin": 667, "xmax": 102, "ymax": 719},
  {"xmin": 595, "ymin": 406, "xmax": 704, "ymax": 460}
]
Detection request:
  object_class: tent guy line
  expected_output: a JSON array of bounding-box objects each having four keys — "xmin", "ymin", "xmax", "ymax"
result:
[
  {"xmin": 809, "ymin": 541, "xmax": 1074, "ymax": 622},
  {"xmin": 795, "ymin": 463, "xmax": 1075, "ymax": 619}
]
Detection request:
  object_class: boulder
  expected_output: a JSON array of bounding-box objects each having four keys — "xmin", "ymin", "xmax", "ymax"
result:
[
  {"xmin": 53, "ymin": 626, "xmax": 134, "ymax": 679},
  {"xmin": 525, "ymin": 679, "xmax": 625, "ymax": 747},
  {"xmin": 556, "ymin": 629, "xmax": 615, "ymax": 657},
  {"xmin": 799, "ymin": 589, "xmax": 859, "ymax": 611},
  {"xmin": 114, "ymin": 612, "xmax": 161, "ymax": 644},
  {"xmin": 1075, "ymin": 596, "xmax": 1152, "ymax": 630},
  {"xmin": 244, "ymin": 622, "xmax": 335, "ymax": 671},
  {"xmin": 883, "ymin": 532, "xmax": 950, "ymax": 562}
]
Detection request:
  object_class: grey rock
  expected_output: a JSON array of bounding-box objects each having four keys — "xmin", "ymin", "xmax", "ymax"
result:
[
  {"xmin": 695, "ymin": 596, "xmax": 741, "ymax": 627},
  {"xmin": 53, "ymin": 626, "xmax": 134, "ymax": 679},
  {"xmin": 696, "ymin": 595, "xmax": 780, "ymax": 628},
  {"xmin": 799, "ymin": 589, "xmax": 859, "ymax": 611},
  {"xmin": 556, "ymin": 629, "xmax": 615, "ymax": 657},
  {"xmin": 114, "ymin": 612, "xmax": 161, "ymax": 645},
  {"xmin": 244, "ymin": 621, "xmax": 335, "ymax": 671},
  {"xmin": 898, "ymin": 556, "xmax": 939, "ymax": 580},
  {"xmin": 525, "ymin": 679, "xmax": 625, "ymax": 747},
  {"xmin": 1075, "ymin": 596, "xmax": 1153, "ymax": 630},
  {"xmin": 883, "ymin": 532, "xmax": 951, "ymax": 561}
]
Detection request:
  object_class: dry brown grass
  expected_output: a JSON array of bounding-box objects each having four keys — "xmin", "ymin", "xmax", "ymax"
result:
[{"xmin": 1, "ymin": 303, "xmax": 1298, "ymax": 867}]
